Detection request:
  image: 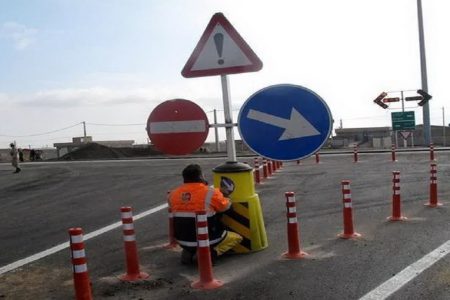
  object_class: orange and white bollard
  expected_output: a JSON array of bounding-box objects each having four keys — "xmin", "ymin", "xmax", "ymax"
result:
[
  {"xmin": 119, "ymin": 207, "xmax": 149, "ymax": 281},
  {"xmin": 391, "ymin": 144, "xmax": 397, "ymax": 162},
  {"xmin": 69, "ymin": 227, "xmax": 93, "ymax": 300},
  {"xmin": 254, "ymin": 158, "xmax": 261, "ymax": 184},
  {"xmin": 388, "ymin": 171, "xmax": 407, "ymax": 221},
  {"xmin": 191, "ymin": 211, "xmax": 223, "ymax": 290},
  {"xmin": 353, "ymin": 146, "xmax": 358, "ymax": 163},
  {"xmin": 425, "ymin": 163, "xmax": 443, "ymax": 207},
  {"xmin": 262, "ymin": 159, "xmax": 268, "ymax": 179},
  {"xmin": 272, "ymin": 160, "xmax": 277, "ymax": 172},
  {"xmin": 268, "ymin": 160, "xmax": 273, "ymax": 176},
  {"xmin": 430, "ymin": 144, "xmax": 436, "ymax": 161},
  {"xmin": 282, "ymin": 192, "xmax": 307, "ymax": 259},
  {"xmin": 315, "ymin": 152, "xmax": 320, "ymax": 164},
  {"xmin": 338, "ymin": 180, "xmax": 361, "ymax": 239}
]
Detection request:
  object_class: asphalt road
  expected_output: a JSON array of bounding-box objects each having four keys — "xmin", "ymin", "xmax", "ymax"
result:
[{"xmin": 0, "ymin": 151, "xmax": 449, "ymax": 299}]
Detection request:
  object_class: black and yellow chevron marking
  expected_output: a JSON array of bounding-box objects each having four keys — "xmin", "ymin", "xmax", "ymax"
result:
[{"xmin": 222, "ymin": 202, "xmax": 251, "ymax": 252}]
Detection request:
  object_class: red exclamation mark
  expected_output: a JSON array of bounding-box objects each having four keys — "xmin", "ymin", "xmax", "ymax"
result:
[{"xmin": 214, "ymin": 33, "xmax": 224, "ymax": 65}]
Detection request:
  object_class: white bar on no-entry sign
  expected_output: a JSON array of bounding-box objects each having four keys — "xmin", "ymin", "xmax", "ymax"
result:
[{"xmin": 150, "ymin": 120, "xmax": 206, "ymax": 134}]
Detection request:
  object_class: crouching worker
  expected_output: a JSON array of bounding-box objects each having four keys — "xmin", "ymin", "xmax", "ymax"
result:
[{"xmin": 169, "ymin": 164, "xmax": 243, "ymax": 265}]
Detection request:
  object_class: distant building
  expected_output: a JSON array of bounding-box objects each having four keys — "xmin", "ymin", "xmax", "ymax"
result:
[{"xmin": 333, "ymin": 124, "xmax": 450, "ymax": 148}]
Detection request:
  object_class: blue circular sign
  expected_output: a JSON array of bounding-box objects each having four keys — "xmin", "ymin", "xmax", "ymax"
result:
[{"xmin": 238, "ymin": 84, "xmax": 333, "ymax": 161}]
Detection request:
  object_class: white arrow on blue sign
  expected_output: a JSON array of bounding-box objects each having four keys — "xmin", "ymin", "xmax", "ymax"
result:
[{"xmin": 238, "ymin": 84, "xmax": 333, "ymax": 161}]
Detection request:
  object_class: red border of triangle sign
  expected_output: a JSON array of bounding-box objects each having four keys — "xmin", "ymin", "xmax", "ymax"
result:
[{"xmin": 182, "ymin": 13, "xmax": 263, "ymax": 78}]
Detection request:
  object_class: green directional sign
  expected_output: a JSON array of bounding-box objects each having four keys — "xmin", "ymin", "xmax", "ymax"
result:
[{"xmin": 391, "ymin": 111, "xmax": 415, "ymax": 130}]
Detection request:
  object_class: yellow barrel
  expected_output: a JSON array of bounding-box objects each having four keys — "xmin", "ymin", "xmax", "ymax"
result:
[{"xmin": 213, "ymin": 161, "xmax": 268, "ymax": 253}]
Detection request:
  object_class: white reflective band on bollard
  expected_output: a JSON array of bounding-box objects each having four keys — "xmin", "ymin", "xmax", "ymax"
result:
[
  {"xmin": 197, "ymin": 214, "xmax": 208, "ymax": 222},
  {"xmin": 198, "ymin": 227, "xmax": 208, "ymax": 235},
  {"xmin": 344, "ymin": 203, "xmax": 352, "ymax": 208},
  {"xmin": 122, "ymin": 223, "xmax": 134, "ymax": 230},
  {"xmin": 70, "ymin": 234, "xmax": 83, "ymax": 244},
  {"xmin": 72, "ymin": 249, "xmax": 86, "ymax": 259},
  {"xmin": 74, "ymin": 264, "xmax": 88, "ymax": 273},
  {"xmin": 288, "ymin": 218, "xmax": 297, "ymax": 224},
  {"xmin": 344, "ymin": 194, "xmax": 352, "ymax": 200},
  {"xmin": 123, "ymin": 235, "xmax": 136, "ymax": 242},
  {"xmin": 288, "ymin": 207, "xmax": 296, "ymax": 213},
  {"xmin": 121, "ymin": 212, "xmax": 133, "ymax": 219},
  {"xmin": 198, "ymin": 240, "xmax": 210, "ymax": 247}
]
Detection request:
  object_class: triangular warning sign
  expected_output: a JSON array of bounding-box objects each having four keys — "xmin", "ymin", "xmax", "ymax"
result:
[
  {"xmin": 182, "ymin": 13, "xmax": 263, "ymax": 78},
  {"xmin": 399, "ymin": 131, "xmax": 412, "ymax": 140}
]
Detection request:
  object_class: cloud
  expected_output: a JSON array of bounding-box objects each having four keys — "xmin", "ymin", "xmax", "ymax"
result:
[{"xmin": 0, "ymin": 22, "xmax": 38, "ymax": 50}]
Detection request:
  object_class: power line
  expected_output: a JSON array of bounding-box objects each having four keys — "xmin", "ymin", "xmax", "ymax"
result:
[
  {"xmin": 86, "ymin": 122, "xmax": 145, "ymax": 126},
  {"xmin": 0, "ymin": 122, "xmax": 82, "ymax": 138}
]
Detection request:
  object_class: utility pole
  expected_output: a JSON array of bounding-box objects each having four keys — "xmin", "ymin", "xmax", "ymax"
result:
[
  {"xmin": 417, "ymin": 0, "xmax": 431, "ymax": 145},
  {"xmin": 82, "ymin": 121, "xmax": 87, "ymax": 142}
]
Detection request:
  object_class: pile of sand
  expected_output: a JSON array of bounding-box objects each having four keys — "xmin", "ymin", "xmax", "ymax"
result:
[{"xmin": 60, "ymin": 143, "xmax": 162, "ymax": 160}]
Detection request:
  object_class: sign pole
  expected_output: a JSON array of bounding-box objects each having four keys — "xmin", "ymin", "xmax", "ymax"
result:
[
  {"xmin": 395, "ymin": 131, "xmax": 398, "ymax": 148},
  {"xmin": 401, "ymin": 91, "xmax": 405, "ymax": 112},
  {"xmin": 221, "ymin": 74, "xmax": 237, "ymax": 162},
  {"xmin": 213, "ymin": 109, "xmax": 219, "ymax": 152},
  {"xmin": 417, "ymin": 0, "xmax": 431, "ymax": 145}
]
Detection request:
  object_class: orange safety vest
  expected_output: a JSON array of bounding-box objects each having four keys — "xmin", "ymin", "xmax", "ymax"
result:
[{"xmin": 169, "ymin": 183, "xmax": 231, "ymax": 247}]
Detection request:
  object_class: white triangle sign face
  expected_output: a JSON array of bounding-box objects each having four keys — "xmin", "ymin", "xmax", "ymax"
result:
[
  {"xmin": 399, "ymin": 131, "xmax": 411, "ymax": 140},
  {"xmin": 182, "ymin": 13, "xmax": 263, "ymax": 78}
]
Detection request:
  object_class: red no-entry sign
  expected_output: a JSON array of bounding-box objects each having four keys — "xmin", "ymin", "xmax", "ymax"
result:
[{"xmin": 146, "ymin": 99, "xmax": 209, "ymax": 155}]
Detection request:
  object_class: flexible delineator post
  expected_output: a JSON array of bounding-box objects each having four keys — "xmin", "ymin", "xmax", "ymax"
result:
[
  {"xmin": 191, "ymin": 211, "xmax": 223, "ymax": 290},
  {"xmin": 338, "ymin": 180, "xmax": 361, "ymax": 239},
  {"xmin": 353, "ymin": 146, "xmax": 358, "ymax": 163},
  {"xmin": 119, "ymin": 207, "xmax": 149, "ymax": 281},
  {"xmin": 425, "ymin": 163, "xmax": 443, "ymax": 207},
  {"xmin": 315, "ymin": 153, "xmax": 320, "ymax": 164},
  {"xmin": 268, "ymin": 160, "xmax": 273, "ymax": 176},
  {"xmin": 69, "ymin": 227, "xmax": 93, "ymax": 300},
  {"xmin": 254, "ymin": 158, "xmax": 261, "ymax": 184},
  {"xmin": 282, "ymin": 192, "xmax": 307, "ymax": 259},
  {"xmin": 388, "ymin": 171, "xmax": 407, "ymax": 221},
  {"xmin": 430, "ymin": 144, "xmax": 435, "ymax": 161},
  {"xmin": 262, "ymin": 159, "xmax": 268, "ymax": 179}
]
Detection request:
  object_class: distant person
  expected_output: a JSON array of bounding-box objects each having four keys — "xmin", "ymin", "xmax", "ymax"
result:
[
  {"xmin": 168, "ymin": 164, "xmax": 242, "ymax": 264},
  {"xmin": 9, "ymin": 143, "xmax": 21, "ymax": 173},
  {"xmin": 30, "ymin": 149, "xmax": 35, "ymax": 161},
  {"xmin": 18, "ymin": 148, "xmax": 24, "ymax": 162}
]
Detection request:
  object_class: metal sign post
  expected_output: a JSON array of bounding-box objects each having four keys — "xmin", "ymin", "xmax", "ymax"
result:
[{"xmin": 221, "ymin": 75, "xmax": 236, "ymax": 161}]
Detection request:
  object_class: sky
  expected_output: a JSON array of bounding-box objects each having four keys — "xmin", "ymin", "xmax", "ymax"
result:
[{"xmin": 1, "ymin": 0, "xmax": 449, "ymax": 149}]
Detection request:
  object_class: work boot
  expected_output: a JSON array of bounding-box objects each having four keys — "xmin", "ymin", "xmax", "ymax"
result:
[
  {"xmin": 181, "ymin": 249, "xmax": 195, "ymax": 265},
  {"xmin": 210, "ymin": 249, "xmax": 219, "ymax": 265},
  {"xmin": 14, "ymin": 168, "xmax": 21, "ymax": 173}
]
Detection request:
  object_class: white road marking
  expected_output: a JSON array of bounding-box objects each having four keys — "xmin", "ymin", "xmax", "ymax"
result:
[
  {"xmin": 149, "ymin": 120, "xmax": 206, "ymax": 134},
  {"xmin": 359, "ymin": 240, "xmax": 450, "ymax": 300},
  {"xmin": 0, "ymin": 203, "xmax": 167, "ymax": 275}
]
